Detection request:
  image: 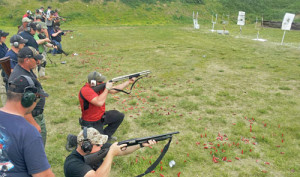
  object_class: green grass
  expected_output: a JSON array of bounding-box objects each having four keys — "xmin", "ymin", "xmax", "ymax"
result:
[{"xmin": 2, "ymin": 21, "xmax": 300, "ymax": 176}]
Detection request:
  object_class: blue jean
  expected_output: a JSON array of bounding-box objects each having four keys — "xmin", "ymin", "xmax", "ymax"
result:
[{"xmin": 51, "ymin": 40, "xmax": 62, "ymax": 54}]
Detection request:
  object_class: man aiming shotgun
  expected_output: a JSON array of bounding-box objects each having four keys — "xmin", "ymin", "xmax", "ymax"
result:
[
  {"xmin": 64, "ymin": 128, "xmax": 178, "ymax": 177},
  {"xmin": 66, "ymin": 70, "xmax": 151, "ymax": 151}
]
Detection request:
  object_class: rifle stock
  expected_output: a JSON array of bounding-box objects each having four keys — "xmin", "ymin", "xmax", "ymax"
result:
[{"xmin": 83, "ymin": 131, "xmax": 179, "ymax": 167}]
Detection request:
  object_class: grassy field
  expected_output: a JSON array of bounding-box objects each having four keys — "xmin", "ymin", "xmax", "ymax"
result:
[{"xmin": 3, "ymin": 22, "xmax": 300, "ymax": 176}]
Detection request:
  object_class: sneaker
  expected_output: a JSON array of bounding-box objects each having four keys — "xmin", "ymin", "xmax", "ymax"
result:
[
  {"xmin": 65, "ymin": 134, "xmax": 77, "ymax": 151},
  {"xmin": 107, "ymin": 136, "xmax": 117, "ymax": 143}
]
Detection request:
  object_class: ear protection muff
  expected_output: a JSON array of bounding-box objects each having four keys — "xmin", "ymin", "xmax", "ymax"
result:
[
  {"xmin": 21, "ymin": 75, "xmax": 37, "ymax": 108},
  {"xmin": 81, "ymin": 127, "xmax": 93, "ymax": 153},
  {"xmin": 10, "ymin": 35, "xmax": 20, "ymax": 48},
  {"xmin": 13, "ymin": 41, "xmax": 19, "ymax": 48},
  {"xmin": 90, "ymin": 71, "xmax": 97, "ymax": 87}
]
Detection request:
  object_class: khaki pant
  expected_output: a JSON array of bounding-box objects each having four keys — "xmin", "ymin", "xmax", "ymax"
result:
[
  {"xmin": 38, "ymin": 52, "xmax": 47, "ymax": 77},
  {"xmin": 0, "ymin": 71, "xmax": 6, "ymax": 106}
]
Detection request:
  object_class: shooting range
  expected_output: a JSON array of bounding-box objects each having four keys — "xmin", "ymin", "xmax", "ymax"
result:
[
  {"xmin": 0, "ymin": 1, "xmax": 300, "ymax": 176},
  {"xmin": 281, "ymin": 13, "xmax": 295, "ymax": 45}
]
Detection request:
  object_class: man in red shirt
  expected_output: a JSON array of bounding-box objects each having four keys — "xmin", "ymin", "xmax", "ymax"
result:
[{"xmin": 78, "ymin": 71, "xmax": 135, "ymax": 141}]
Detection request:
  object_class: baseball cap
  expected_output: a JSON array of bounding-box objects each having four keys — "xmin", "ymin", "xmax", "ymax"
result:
[
  {"xmin": 29, "ymin": 23, "xmax": 37, "ymax": 31},
  {"xmin": 36, "ymin": 15, "xmax": 42, "ymax": 20},
  {"xmin": 0, "ymin": 30, "xmax": 9, "ymax": 37},
  {"xmin": 88, "ymin": 71, "xmax": 106, "ymax": 83},
  {"xmin": 35, "ymin": 22, "xmax": 47, "ymax": 29},
  {"xmin": 10, "ymin": 35, "xmax": 28, "ymax": 44},
  {"xmin": 8, "ymin": 75, "xmax": 49, "ymax": 97},
  {"xmin": 77, "ymin": 128, "xmax": 108, "ymax": 145},
  {"xmin": 18, "ymin": 46, "xmax": 43, "ymax": 60},
  {"xmin": 22, "ymin": 17, "xmax": 32, "ymax": 23},
  {"xmin": 26, "ymin": 10, "xmax": 32, "ymax": 15}
]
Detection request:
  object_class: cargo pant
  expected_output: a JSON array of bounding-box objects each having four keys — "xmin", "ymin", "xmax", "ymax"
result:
[
  {"xmin": 34, "ymin": 113, "xmax": 47, "ymax": 147},
  {"xmin": 0, "ymin": 73, "xmax": 6, "ymax": 106}
]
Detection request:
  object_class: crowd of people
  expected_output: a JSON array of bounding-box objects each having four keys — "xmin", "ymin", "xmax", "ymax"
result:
[{"xmin": 0, "ymin": 6, "xmax": 157, "ymax": 177}]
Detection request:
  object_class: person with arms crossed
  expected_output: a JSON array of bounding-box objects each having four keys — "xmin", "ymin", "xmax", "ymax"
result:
[
  {"xmin": 64, "ymin": 127, "xmax": 156, "ymax": 177},
  {"xmin": 0, "ymin": 75, "xmax": 54, "ymax": 177}
]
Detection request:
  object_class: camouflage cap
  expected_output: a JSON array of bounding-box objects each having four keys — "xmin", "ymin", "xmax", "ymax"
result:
[
  {"xmin": 87, "ymin": 71, "xmax": 106, "ymax": 83},
  {"xmin": 22, "ymin": 17, "xmax": 32, "ymax": 23},
  {"xmin": 77, "ymin": 127, "xmax": 108, "ymax": 145}
]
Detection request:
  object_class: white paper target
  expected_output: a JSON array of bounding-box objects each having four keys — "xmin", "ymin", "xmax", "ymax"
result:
[
  {"xmin": 281, "ymin": 13, "xmax": 295, "ymax": 31},
  {"xmin": 237, "ymin": 11, "xmax": 245, "ymax": 26}
]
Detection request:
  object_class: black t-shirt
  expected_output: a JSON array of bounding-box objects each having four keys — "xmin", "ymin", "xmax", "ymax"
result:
[
  {"xmin": 51, "ymin": 31, "xmax": 64, "ymax": 42},
  {"xmin": 19, "ymin": 31, "xmax": 39, "ymax": 51},
  {"xmin": 8, "ymin": 64, "xmax": 46, "ymax": 110},
  {"xmin": 64, "ymin": 144, "xmax": 111, "ymax": 177}
]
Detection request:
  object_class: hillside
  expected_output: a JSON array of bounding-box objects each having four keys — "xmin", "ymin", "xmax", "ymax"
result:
[{"xmin": 0, "ymin": 0, "xmax": 299, "ymax": 26}]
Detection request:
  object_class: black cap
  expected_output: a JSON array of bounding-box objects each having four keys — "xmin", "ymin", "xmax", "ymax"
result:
[
  {"xmin": 18, "ymin": 46, "xmax": 43, "ymax": 60},
  {"xmin": 10, "ymin": 35, "xmax": 28, "ymax": 44},
  {"xmin": 29, "ymin": 23, "xmax": 37, "ymax": 31},
  {"xmin": 0, "ymin": 30, "xmax": 9, "ymax": 37},
  {"xmin": 8, "ymin": 75, "xmax": 49, "ymax": 97}
]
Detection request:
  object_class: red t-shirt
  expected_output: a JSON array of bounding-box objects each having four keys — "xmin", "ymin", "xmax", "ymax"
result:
[
  {"xmin": 23, "ymin": 14, "xmax": 29, "ymax": 18},
  {"xmin": 79, "ymin": 83, "xmax": 105, "ymax": 121}
]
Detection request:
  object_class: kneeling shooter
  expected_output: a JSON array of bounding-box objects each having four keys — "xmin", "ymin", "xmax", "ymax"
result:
[{"xmin": 64, "ymin": 127, "xmax": 156, "ymax": 177}]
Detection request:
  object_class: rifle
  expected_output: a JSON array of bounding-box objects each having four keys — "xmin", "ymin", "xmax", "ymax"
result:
[
  {"xmin": 49, "ymin": 40, "xmax": 69, "ymax": 56},
  {"xmin": 92, "ymin": 70, "xmax": 151, "ymax": 94},
  {"xmin": 38, "ymin": 34, "xmax": 69, "ymax": 56},
  {"xmin": 62, "ymin": 30, "xmax": 74, "ymax": 33},
  {"xmin": 84, "ymin": 131, "xmax": 179, "ymax": 176}
]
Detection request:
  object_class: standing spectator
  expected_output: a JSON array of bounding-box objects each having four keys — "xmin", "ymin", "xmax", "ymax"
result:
[
  {"xmin": 0, "ymin": 30, "xmax": 9, "ymax": 58},
  {"xmin": 7, "ymin": 35, "xmax": 28, "ymax": 70},
  {"xmin": 0, "ymin": 75, "xmax": 55, "ymax": 177},
  {"xmin": 0, "ymin": 30, "xmax": 9, "ymax": 106},
  {"xmin": 18, "ymin": 17, "xmax": 32, "ymax": 34},
  {"xmin": 19, "ymin": 23, "xmax": 39, "ymax": 51},
  {"xmin": 2, "ymin": 35, "xmax": 28, "ymax": 90},
  {"xmin": 8, "ymin": 47, "xmax": 49, "ymax": 146}
]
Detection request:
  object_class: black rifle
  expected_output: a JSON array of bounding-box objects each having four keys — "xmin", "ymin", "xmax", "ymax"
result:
[
  {"xmin": 38, "ymin": 34, "xmax": 69, "ymax": 56},
  {"xmin": 91, "ymin": 70, "xmax": 151, "ymax": 93},
  {"xmin": 62, "ymin": 30, "xmax": 74, "ymax": 32},
  {"xmin": 84, "ymin": 131, "xmax": 179, "ymax": 176},
  {"xmin": 49, "ymin": 40, "xmax": 69, "ymax": 56}
]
